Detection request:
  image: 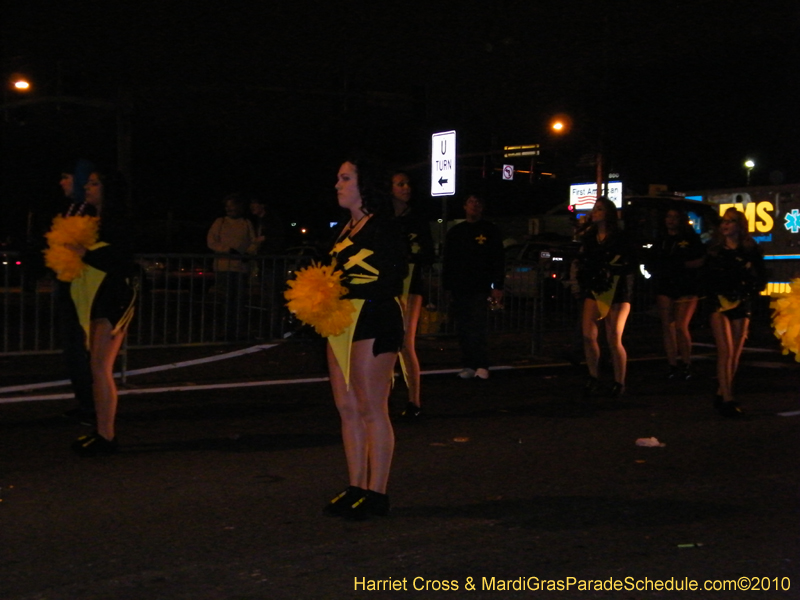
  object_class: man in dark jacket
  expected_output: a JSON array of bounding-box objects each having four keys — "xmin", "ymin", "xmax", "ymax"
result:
[{"xmin": 442, "ymin": 194, "xmax": 505, "ymax": 379}]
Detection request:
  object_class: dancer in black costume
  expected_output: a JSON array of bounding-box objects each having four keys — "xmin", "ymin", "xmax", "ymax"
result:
[
  {"xmin": 577, "ymin": 197, "xmax": 634, "ymax": 397},
  {"xmin": 705, "ymin": 207, "xmax": 766, "ymax": 418},
  {"xmin": 391, "ymin": 170, "xmax": 434, "ymax": 418},
  {"xmin": 63, "ymin": 169, "xmax": 137, "ymax": 455},
  {"xmin": 323, "ymin": 157, "xmax": 407, "ymax": 520},
  {"xmin": 649, "ymin": 208, "xmax": 705, "ymax": 379}
]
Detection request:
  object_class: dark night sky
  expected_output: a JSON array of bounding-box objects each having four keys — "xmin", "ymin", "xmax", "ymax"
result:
[{"xmin": 2, "ymin": 0, "xmax": 799, "ymax": 247}]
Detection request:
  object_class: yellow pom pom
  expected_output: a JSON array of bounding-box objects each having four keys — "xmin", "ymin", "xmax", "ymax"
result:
[
  {"xmin": 43, "ymin": 215, "xmax": 100, "ymax": 282},
  {"xmin": 284, "ymin": 262, "xmax": 355, "ymax": 337},
  {"xmin": 770, "ymin": 278, "xmax": 800, "ymax": 361}
]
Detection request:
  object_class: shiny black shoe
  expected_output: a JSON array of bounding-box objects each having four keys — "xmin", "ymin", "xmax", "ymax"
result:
[
  {"xmin": 608, "ymin": 381, "xmax": 625, "ymax": 398},
  {"xmin": 323, "ymin": 485, "xmax": 365, "ymax": 517},
  {"xmin": 71, "ymin": 432, "xmax": 118, "ymax": 457},
  {"xmin": 344, "ymin": 490, "xmax": 391, "ymax": 521},
  {"xmin": 718, "ymin": 401, "xmax": 747, "ymax": 419},
  {"xmin": 400, "ymin": 402, "xmax": 422, "ymax": 419},
  {"xmin": 583, "ymin": 376, "xmax": 600, "ymax": 398},
  {"xmin": 666, "ymin": 364, "xmax": 681, "ymax": 380}
]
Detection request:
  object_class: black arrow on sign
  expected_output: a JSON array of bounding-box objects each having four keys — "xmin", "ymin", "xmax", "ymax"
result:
[{"xmin": 438, "ymin": 176, "xmax": 448, "ymax": 186}]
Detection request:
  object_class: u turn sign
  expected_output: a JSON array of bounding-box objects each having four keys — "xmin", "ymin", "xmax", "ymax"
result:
[{"xmin": 431, "ymin": 130, "xmax": 456, "ymax": 197}]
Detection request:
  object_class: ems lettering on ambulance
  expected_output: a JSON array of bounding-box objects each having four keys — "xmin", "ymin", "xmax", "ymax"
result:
[{"xmin": 718, "ymin": 201, "xmax": 774, "ymax": 233}]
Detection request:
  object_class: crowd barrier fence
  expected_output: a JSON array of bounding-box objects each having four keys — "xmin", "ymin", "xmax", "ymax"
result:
[{"xmin": 1, "ymin": 251, "xmax": 774, "ymax": 367}]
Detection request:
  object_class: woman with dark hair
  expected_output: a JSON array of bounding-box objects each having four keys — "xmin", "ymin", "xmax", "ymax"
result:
[
  {"xmin": 650, "ymin": 208, "xmax": 705, "ymax": 379},
  {"xmin": 322, "ymin": 157, "xmax": 407, "ymax": 519},
  {"xmin": 705, "ymin": 207, "xmax": 766, "ymax": 417},
  {"xmin": 55, "ymin": 158, "xmax": 97, "ymax": 424},
  {"xmin": 53, "ymin": 168, "xmax": 137, "ymax": 455},
  {"xmin": 391, "ymin": 170, "xmax": 435, "ymax": 418},
  {"xmin": 577, "ymin": 197, "xmax": 634, "ymax": 397}
]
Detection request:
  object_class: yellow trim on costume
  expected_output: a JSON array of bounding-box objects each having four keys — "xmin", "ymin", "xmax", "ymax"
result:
[
  {"xmin": 593, "ymin": 275, "xmax": 619, "ymax": 320},
  {"xmin": 112, "ymin": 289, "xmax": 137, "ymax": 337},
  {"xmin": 347, "ymin": 274, "xmax": 379, "ymax": 285},
  {"xmin": 717, "ymin": 295, "xmax": 741, "ymax": 312},
  {"xmin": 70, "ymin": 242, "xmax": 110, "ymax": 349},
  {"xmin": 69, "ymin": 241, "xmax": 136, "ymax": 350},
  {"xmin": 327, "ymin": 298, "xmax": 366, "ymax": 388},
  {"xmin": 401, "ymin": 263, "xmax": 415, "ymax": 301},
  {"xmin": 331, "ymin": 236, "xmax": 353, "ymax": 256},
  {"xmin": 396, "ymin": 293, "xmax": 410, "ymax": 387},
  {"xmin": 343, "ymin": 248, "xmax": 378, "ymax": 275}
]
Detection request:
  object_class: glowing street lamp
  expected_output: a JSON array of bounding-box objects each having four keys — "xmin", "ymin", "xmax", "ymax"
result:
[
  {"xmin": 549, "ymin": 114, "xmax": 572, "ymax": 136},
  {"xmin": 744, "ymin": 159, "xmax": 755, "ymax": 185},
  {"xmin": 8, "ymin": 73, "xmax": 32, "ymax": 93}
]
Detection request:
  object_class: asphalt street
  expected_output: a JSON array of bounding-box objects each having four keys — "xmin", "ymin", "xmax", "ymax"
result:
[{"xmin": 0, "ymin": 334, "xmax": 798, "ymax": 600}]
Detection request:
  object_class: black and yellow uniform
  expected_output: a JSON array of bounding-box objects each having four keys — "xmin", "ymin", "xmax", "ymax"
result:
[
  {"xmin": 71, "ymin": 215, "xmax": 137, "ymax": 348},
  {"xmin": 395, "ymin": 208, "xmax": 435, "ymax": 300},
  {"xmin": 328, "ymin": 214, "xmax": 407, "ymax": 384},
  {"xmin": 578, "ymin": 229, "xmax": 635, "ymax": 315},
  {"xmin": 53, "ymin": 202, "xmax": 95, "ymax": 413},
  {"xmin": 704, "ymin": 243, "xmax": 766, "ymax": 320}
]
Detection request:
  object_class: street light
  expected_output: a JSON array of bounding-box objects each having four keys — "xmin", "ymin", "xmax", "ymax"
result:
[
  {"xmin": 7, "ymin": 73, "xmax": 32, "ymax": 93},
  {"xmin": 744, "ymin": 159, "xmax": 755, "ymax": 185},
  {"xmin": 549, "ymin": 113, "xmax": 572, "ymax": 136},
  {"xmin": 1, "ymin": 75, "xmax": 133, "ymax": 208}
]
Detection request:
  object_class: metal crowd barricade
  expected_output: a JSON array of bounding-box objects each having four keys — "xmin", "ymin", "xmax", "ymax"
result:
[
  {"xmin": 130, "ymin": 253, "xmax": 298, "ymax": 347},
  {"xmin": 1, "ymin": 251, "xmax": 58, "ymax": 356},
  {"xmin": 0, "ymin": 250, "xmax": 774, "ymax": 359},
  {"xmin": 0, "ymin": 251, "xmax": 621, "ymax": 358}
]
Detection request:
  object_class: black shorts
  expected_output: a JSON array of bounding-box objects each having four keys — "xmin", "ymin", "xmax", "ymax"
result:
[
  {"xmin": 91, "ymin": 275, "xmax": 135, "ymax": 326},
  {"xmin": 353, "ymin": 298, "xmax": 404, "ymax": 356}
]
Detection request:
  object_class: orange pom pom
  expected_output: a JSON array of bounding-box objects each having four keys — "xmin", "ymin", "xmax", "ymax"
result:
[
  {"xmin": 284, "ymin": 262, "xmax": 355, "ymax": 337},
  {"xmin": 43, "ymin": 215, "xmax": 99, "ymax": 282}
]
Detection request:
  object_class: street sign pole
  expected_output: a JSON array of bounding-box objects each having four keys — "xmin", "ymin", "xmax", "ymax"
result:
[{"xmin": 431, "ymin": 130, "xmax": 456, "ymax": 257}]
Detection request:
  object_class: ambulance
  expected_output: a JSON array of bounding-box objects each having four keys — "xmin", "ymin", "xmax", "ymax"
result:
[{"xmin": 686, "ymin": 184, "xmax": 800, "ymax": 293}]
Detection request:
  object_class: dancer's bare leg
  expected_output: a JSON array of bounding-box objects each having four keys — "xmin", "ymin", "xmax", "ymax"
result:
[
  {"xmin": 399, "ymin": 294, "xmax": 423, "ymax": 407},
  {"xmin": 604, "ymin": 302, "xmax": 631, "ymax": 387},
  {"xmin": 89, "ymin": 319, "xmax": 126, "ymax": 441}
]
